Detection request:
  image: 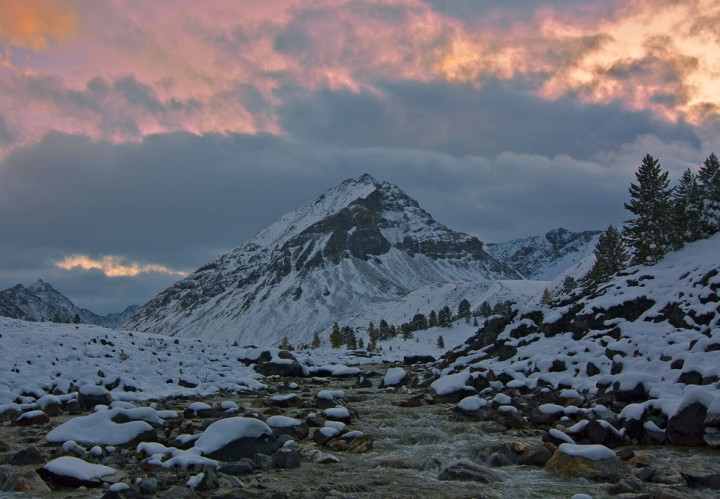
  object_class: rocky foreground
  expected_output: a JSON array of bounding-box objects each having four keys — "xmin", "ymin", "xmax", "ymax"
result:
[{"xmin": 2, "ymin": 352, "xmax": 720, "ymax": 498}]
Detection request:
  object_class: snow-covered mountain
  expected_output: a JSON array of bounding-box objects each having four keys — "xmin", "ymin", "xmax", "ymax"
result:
[
  {"xmin": 124, "ymin": 174, "xmax": 523, "ymax": 345},
  {"xmin": 0, "ymin": 280, "xmax": 139, "ymax": 328},
  {"xmin": 486, "ymin": 227, "xmax": 601, "ymax": 280}
]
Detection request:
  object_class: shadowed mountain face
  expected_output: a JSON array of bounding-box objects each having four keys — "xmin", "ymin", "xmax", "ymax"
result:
[
  {"xmin": 124, "ymin": 174, "xmax": 521, "ymax": 345},
  {"xmin": 0, "ymin": 280, "xmax": 138, "ymax": 328}
]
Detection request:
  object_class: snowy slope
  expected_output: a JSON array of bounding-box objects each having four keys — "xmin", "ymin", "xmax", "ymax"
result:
[
  {"xmin": 0, "ymin": 280, "xmax": 139, "ymax": 328},
  {"xmin": 486, "ymin": 227, "xmax": 600, "ymax": 280},
  {"xmin": 442, "ymin": 232, "xmax": 720, "ymax": 420},
  {"xmin": 124, "ymin": 174, "xmax": 522, "ymax": 345}
]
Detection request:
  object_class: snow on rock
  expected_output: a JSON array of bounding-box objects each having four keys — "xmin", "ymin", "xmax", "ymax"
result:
[
  {"xmin": 457, "ymin": 396, "xmax": 488, "ymax": 412},
  {"xmin": 382, "ymin": 367, "xmax": 407, "ymax": 387},
  {"xmin": 193, "ymin": 417, "xmax": 273, "ymax": 455},
  {"xmin": 558, "ymin": 443, "xmax": 616, "ymax": 460},
  {"xmin": 430, "ymin": 372, "xmax": 473, "ymax": 397},
  {"xmin": 266, "ymin": 416, "xmax": 303, "ymax": 428},
  {"xmin": 46, "ymin": 408, "xmax": 155, "ymax": 446},
  {"xmin": 43, "ymin": 456, "xmax": 116, "ymax": 481}
]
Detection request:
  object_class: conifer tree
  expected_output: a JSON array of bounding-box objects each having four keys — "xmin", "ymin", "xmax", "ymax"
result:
[
  {"xmin": 428, "ymin": 310, "xmax": 438, "ymax": 327},
  {"xmin": 672, "ymin": 168, "xmax": 703, "ymax": 244},
  {"xmin": 540, "ymin": 288, "xmax": 552, "ymax": 305},
  {"xmin": 458, "ymin": 299, "xmax": 471, "ymax": 320},
  {"xmin": 561, "ymin": 276, "xmax": 576, "ymax": 295},
  {"xmin": 698, "ymin": 152, "xmax": 720, "ymax": 236},
  {"xmin": 585, "ymin": 225, "xmax": 628, "ymax": 284},
  {"xmin": 479, "ymin": 301, "xmax": 492, "ymax": 317},
  {"xmin": 437, "ymin": 335, "xmax": 445, "ymax": 349},
  {"xmin": 311, "ymin": 332, "xmax": 322, "ymax": 349},
  {"xmin": 330, "ymin": 322, "xmax": 342, "ymax": 349},
  {"xmin": 280, "ymin": 336, "xmax": 291, "ymax": 350},
  {"xmin": 367, "ymin": 322, "xmax": 378, "ymax": 351},
  {"xmin": 438, "ymin": 306, "xmax": 452, "ymax": 327},
  {"xmin": 378, "ymin": 319, "xmax": 391, "ymax": 340},
  {"xmin": 624, "ymin": 154, "xmax": 674, "ymax": 264}
]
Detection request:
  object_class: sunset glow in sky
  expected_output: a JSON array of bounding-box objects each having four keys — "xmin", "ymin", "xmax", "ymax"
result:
[{"xmin": 1, "ymin": 0, "xmax": 719, "ymax": 312}]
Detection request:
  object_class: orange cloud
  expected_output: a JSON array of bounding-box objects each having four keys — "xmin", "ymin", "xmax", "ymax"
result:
[
  {"xmin": 0, "ymin": 0, "xmax": 75, "ymax": 51},
  {"xmin": 56, "ymin": 255, "xmax": 188, "ymax": 278}
]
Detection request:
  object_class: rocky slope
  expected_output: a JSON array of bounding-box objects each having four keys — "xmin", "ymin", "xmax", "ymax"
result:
[
  {"xmin": 124, "ymin": 174, "xmax": 522, "ymax": 345},
  {"xmin": 487, "ymin": 227, "xmax": 601, "ymax": 280},
  {"xmin": 0, "ymin": 280, "xmax": 138, "ymax": 328},
  {"xmin": 436, "ymin": 232, "xmax": 720, "ymax": 449}
]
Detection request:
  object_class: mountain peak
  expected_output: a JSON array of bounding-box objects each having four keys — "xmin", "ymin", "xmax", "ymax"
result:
[
  {"xmin": 29, "ymin": 279, "xmax": 55, "ymax": 292},
  {"xmin": 124, "ymin": 175, "xmax": 521, "ymax": 343}
]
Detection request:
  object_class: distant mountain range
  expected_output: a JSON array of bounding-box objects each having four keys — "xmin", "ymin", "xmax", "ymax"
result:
[
  {"xmin": 486, "ymin": 227, "xmax": 601, "ymax": 280},
  {"xmin": 123, "ymin": 174, "xmax": 598, "ymax": 345},
  {"xmin": 0, "ymin": 280, "xmax": 139, "ymax": 328}
]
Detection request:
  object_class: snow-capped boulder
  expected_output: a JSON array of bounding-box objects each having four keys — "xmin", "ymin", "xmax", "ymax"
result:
[{"xmin": 193, "ymin": 417, "xmax": 276, "ymax": 461}]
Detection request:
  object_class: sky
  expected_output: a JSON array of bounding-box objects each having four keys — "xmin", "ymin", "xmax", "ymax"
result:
[{"xmin": 1, "ymin": 0, "xmax": 719, "ymax": 314}]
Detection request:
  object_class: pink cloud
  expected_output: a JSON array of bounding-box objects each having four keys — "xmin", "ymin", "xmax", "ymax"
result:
[{"xmin": 0, "ymin": 0, "xmax": 718, "ymax": 155}]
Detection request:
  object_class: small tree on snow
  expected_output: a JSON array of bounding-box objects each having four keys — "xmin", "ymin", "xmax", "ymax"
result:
[
  {"xmin": 330, "ymin": 323, "xmax": 342, "ymax": 349},
  {"xmin": 540, "ymin": 288, "xmax": 552, "ymax": 305},
  {"xmin": 699, "ymin": 152, "xmax": 720, "ymax": 236},
  {"xmin": 437, "ymin": 335, "xmax": 445, "ymax": 349}
]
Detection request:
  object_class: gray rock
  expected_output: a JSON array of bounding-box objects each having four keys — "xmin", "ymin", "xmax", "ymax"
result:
[
  {"xmin": 607, "ymin": 476, "xmax": 647, "ymax": 495},
  {"xmin": 667, "ymin": 402, "xmax": 707, "ymax": 446},
  {"xmin": 217, "ymin": 459, "xmax": 256, "ymax": 476},
  {"xmin": 438, "ymin": 461, "xmax": 500, "ymax": 482},
  {"xmin": 1, "ymin": 470, "xmax": 51, "ymax": 493},
  {"xmin": 160, "ymin": 486, "xmax": 199, "ymax": 499},
  {"xmin": 518, "ymin": 446, "xmax": 552, "ymax": 466},
  {"xmin": 272, "ymin": 448, "xmax": 301, "ymax": 469},
  {"xmin": 9, "ymin": 446, "xmax": 44, "ymax": 465},
  {"xmin": 139, "ymin": 477, "xmax": 158, "ymax": 494},
  {"xmin": 204, "ymin": 434, "xmax": 277, "ymax": 462}
]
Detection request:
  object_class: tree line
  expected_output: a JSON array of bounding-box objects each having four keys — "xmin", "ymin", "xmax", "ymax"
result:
[{"xmin": 584, "ymin": 153, "xmax": 720, "ymax": 286}]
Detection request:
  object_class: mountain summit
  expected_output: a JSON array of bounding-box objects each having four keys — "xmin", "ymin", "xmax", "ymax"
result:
[{"xmin": 124, "ymin": 174, "xmax": 520, "ymax": 344}]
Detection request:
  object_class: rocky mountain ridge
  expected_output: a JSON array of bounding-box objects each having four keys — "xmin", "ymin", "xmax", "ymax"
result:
[
  {"xmin": 0, "ymin": 280, "xmax": 139, "ymax": 328},
  {"xmin": 486, "ymin": 227, "xmax": 601, "ymax": 280},
  {"xmin": 123, "ymin": 174, "xmax": 523, "ymax": 344}
]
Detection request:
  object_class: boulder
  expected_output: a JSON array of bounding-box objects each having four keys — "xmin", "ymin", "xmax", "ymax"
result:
[
  {"xmin": 255, "ymin": 351, "xmax": 304, "ymax": 377},
  {"xmin": 9, "ymin": 446, "xmax": 44, "ymax": 465},
  {"xmin": 667, "ymin": 402, "xmax": 707, "ymax": 446},
  {"xmin": 1, "ymin": 470, "xmax": 51, "ymax": 494},
  {"xmin": 403, "ymin": 355, "xmax": 435, "ymax": 365},
  {"xmin": 518, "ymin": 445, "xmax": 553, "ymax": 466},
  {"xmin": 78, "ymin": 385, "xmax": 113, "ymax": 410},
  {"xmin": 545, "ymin": 450, "xmax": 630, "ymax": 483},
  {"xmin": 271, "ymin": 448, "xmax": 301, "ymax": 469},
  {"xmin": 438, "ymin": 461, "xmax": 500, "ymax": 482}
]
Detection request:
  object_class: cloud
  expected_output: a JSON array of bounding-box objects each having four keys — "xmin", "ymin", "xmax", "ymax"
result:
[
  {"xmin": 0, "ymin": 0, "xmax": 76, "ymax": 51},
  {"xmin": 277, "ymin": 80, "xmax": 701, "ymax": 159},
  {"xmin": 55, "ymin": 255, "xmax": 188, "ymax": 278},
  {"xmin": 1, "ymin": 0, "xmax": 718, "ymax": 155}
]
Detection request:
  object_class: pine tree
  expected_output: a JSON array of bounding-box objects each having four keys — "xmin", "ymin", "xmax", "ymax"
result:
[
  {"xmin": 367, "ymin": 322, "xmax": 378, "ymax": 351},
  {"xmin": 540, "ymin": 288, "xmax": 552, "ymax": 305},
  {"xmin": 479, "ymin": 301, "xmax": 492, "ymax": 317},
  {"xmin": 437, "ymin": 335, "xmax": 445, "ymax": 349},
  {"xmin": 378, "ymin": 319, "xmax": 391, "ymax": 340},
  {"xmin": 585, "ymin": 225, "xmax": 628, "ymax": 285},
  {"xmin": 330, "ymin": 323, "xmax": 342, "ymax": 349},
  {"xmin": 72, "ymin": 313, "xmax": 81, "ymax": 324},
  {"xmin": 438, "ymin": 306, "xmax": 452, "ymax": 327},
  {"xmin": 411, "ymin": 313, "xmax": 428, "ymax": 331},
  {"xmin": 561, "ymin": 276, "xmax": 576, "ymax": 295},
  {"xmin": 311, "ymin": 332, "xmax": 322, "ymax": 349},
  {"xmin": 672, "ymin": 168, "xmax": 703, "ymax": 244},
  {"xmin": 698, "ymin": 153, "xmax": 720, "ymax": 236},
  {"xmin": 401, "ymin": 323, "xmax": 413, "ymax": 340},
  {"xmin": 624, "ymin": 154, "xmax": 674, "ymax": 264},
  {"xmin": 279, "ymin": 336, "xmax": 291, "ymax": 350},
  {"xmin": 457, "ymin": 299, "xmax": 471, "ymax": 320},
  {"xmin": 428, "ymin": 310, "xmax": 438, "ymax": 327}
]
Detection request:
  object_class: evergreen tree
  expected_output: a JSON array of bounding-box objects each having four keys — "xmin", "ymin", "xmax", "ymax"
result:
[
  {"xmin": 540, "ymin": 288, "xmax": 552, "ymax": 305},
  {"xmin": 72, "ymin": 313, "xmax": 81, "ymax": 324},
  {"xmin": 279, "ymin": 336, "xmax": 291, "ymax": 350},
  {"xmin": 345, "ymin": 328, "xmax": 358, "ymax": 349},
  {"xmin": 438, "ymin": 306, "xmax": 453, "ymax": 327},
  {"xmin": 367, "ymin": 322, "xmax": 378, "ymax": 351},
  {"xmin": 473, "ymin": 316, "xmax": 478, "ymax": 327},
  {"xmin": 330, "ymin": 323, "xmax": 342, "ymax": 349},
  {"xmin": 585, "ymin": 225, "xmax": 628, "ymax": 284},
  {"xmin": 428, "ymin": 310, "xmax": 438, "ymax": 327},
  {"xmin": 479, "ymin": 301, "xmax": 492, "ymax": 317},
  {"xmin": 698, "ymin": 152, "xmax": 720, "ymax": 236},
  {"xmin": 437, "ymin": 335, "xmax": 445, "ymax": 349},
  {"xmin": 457, "ymin": 299, "xmax": 471, "ymax": 320},
  {"xmin": 411, "ymin": 313, "xmax": 428, "ymax": 331},
  {"xmin": 624, "ymin": 154, "xmax": 674, "ymax": 264},
  {"xmin": 401, "ymin": 323, "xmax": 413, "ymax": 340},
  {"xmin": 378, "ymin": 319, "xmax": 391, "ymax": 340},
  {"xmin": 561, "ymin": 276, "xmax": 576, "ymax": 295},
  {"xmin": 672, "ymin": 168, "xmax": 703, "ymax": 244},
  {"xmin": 311, "ymin": 332, "xmax": 322, "ymax": 349}
]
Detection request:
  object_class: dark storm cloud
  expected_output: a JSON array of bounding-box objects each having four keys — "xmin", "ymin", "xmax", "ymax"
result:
[
  {"xmin": 1, "ymin": 125, "xmax": 710, "ymax": 312},
  {"xmin": 277, "ymin": 80, "xmax": 701, "ymax": 159}
]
